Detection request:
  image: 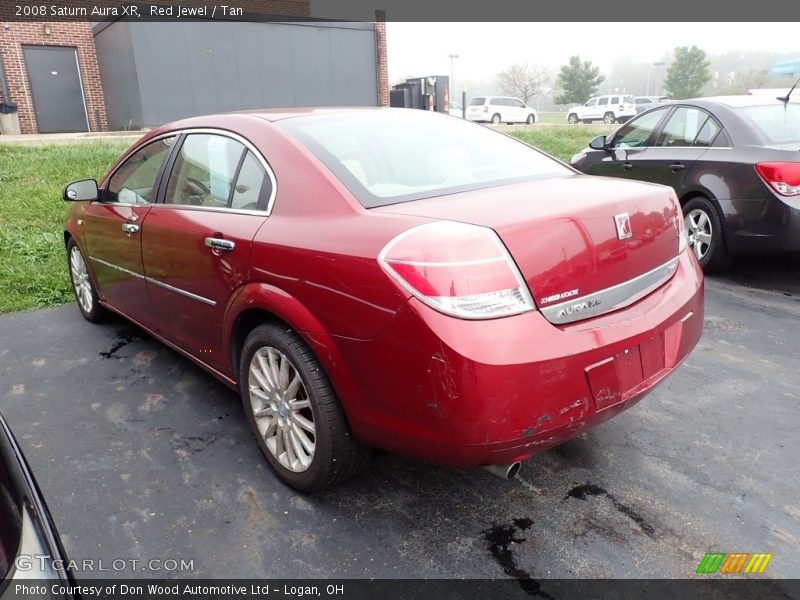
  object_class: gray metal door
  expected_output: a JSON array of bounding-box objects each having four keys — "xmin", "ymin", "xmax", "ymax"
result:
[{"xmin": 23, "ymin": 46, "xmax": 89, "ymax": 133}]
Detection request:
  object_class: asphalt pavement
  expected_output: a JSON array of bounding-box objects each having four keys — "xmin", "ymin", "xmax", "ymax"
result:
[{"xmin": 1, "ymin": 256, "xmax": 799, "ymax": 581}]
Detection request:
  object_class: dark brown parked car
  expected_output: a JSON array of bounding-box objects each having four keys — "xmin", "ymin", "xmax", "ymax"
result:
[{"xmin": 571, "ymin": 95, "xmax": 800, "ymax": 271}]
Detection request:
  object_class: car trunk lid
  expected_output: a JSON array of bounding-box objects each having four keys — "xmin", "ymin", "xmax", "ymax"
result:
[{"xmin": 373, "ymin": 175, "xmax": 682, "ymax": 323}]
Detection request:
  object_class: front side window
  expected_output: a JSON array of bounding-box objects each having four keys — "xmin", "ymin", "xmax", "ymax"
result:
[
  {"xmin": 610, "ymin": 107, "xmax": 670, "ymax": 149},
  {"xmin": 656, "ymin": 107, "xmax": 709, "ymax": 147},
  {"xmin": 598, "ymin": 97, "xmax": 609, "ymax": 106},
  {"xmin": 277, "ymin": 110, "xmax": 572, "ymax": 208},
  {"xmin": 106, "ymin": 136, "xmax": 176, "ymax": 204},
  {"xmin": 585, "ymin": 98, "xmax": 598, "ymax": 107},
  {"xmin": 636, "ymin": 98, "xmax": 652, "ymax": 105},
  {"xmin": 164, "ymin": 134, "xmax": 245, "ymax": 208}
]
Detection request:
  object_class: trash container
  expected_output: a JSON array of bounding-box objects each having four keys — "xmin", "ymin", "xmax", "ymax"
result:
[{"xmin": 0, "ymin": 102, "xmax": 21, "ymax": 135}]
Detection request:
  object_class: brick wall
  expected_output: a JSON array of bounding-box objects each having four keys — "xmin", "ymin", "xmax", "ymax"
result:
[
  {"xmin": 375, "ymin": 11, "xmax": 389, "ymax": 107},
  {"xmin": 0, "ymin": 22, "xmax": 107, "ymax": 133}
]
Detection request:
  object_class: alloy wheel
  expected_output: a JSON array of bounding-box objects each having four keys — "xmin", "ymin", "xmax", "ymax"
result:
[
  {"xmin": 685, "ymin": 208, "xmax": 713, "ymax": 261},
  {"xmin": 69, "ymin": 246, "xmax": 93, "ymax": 314},
  {"xmin": 247, "ymin": 346, "xmax": 316, "ymax": 473}
]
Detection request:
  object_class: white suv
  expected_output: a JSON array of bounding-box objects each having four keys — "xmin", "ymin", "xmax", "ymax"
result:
[
  {"xmin": 466, "ymin": 96, "xmax": 538, "ymax": 125},
  {"xmin": 567, "ymin": 95, "xmax": 636, "ymax": 124}
]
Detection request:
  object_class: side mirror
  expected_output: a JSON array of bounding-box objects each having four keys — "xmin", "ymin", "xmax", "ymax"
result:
[
  {"xmin": 589, "ymin": 136, "xmax": 608, "ymax": 151},
  {"xmin": 63, "ymin": 179, "xmax": 98, "ymax": 202}
]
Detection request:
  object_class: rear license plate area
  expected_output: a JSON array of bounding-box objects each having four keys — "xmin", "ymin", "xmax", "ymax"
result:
[{"xmin": 584, "ymin": 333, "xmax": 665, "ymax": 412}]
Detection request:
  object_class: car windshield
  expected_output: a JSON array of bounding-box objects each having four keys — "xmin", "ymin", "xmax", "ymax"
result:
[
  {"xmin": 738, "ymin": 103, "xmax": 800, "ymax": 145},
  {"xmin": 469, "ymin": 97, "xmax": 485, "ymax": 106},
  {"xmin": 277, "ymin": 110, "xmax": 572, "ymax": 208}
]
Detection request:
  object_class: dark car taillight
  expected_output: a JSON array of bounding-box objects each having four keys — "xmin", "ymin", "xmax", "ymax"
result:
[
  {"xmin": 378, "ymin": 221, "xmax": 535, "ymax": 319},
  {"xmin": 755, "ymin": 162, "xmax": 800, "ymax": 196}
]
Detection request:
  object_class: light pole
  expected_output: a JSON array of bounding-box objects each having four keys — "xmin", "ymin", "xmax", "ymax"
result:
[
  {"xmin": 653, "ymin": 61, "xmax": 665, "ymax": 96},
  {"xmin": 449, "ymin": 53, "xmax": 459, "ymax": 103}
]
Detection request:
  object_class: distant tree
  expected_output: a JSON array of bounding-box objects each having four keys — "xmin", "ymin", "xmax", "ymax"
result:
[
  {"xmin": 554, "ymin": 56, "xmax": 605, "ymax": 104},
  {"xmin": 496, "ymin": 63, "xmax": 550, "ymax": 104},
  {"xmin": 739, "ymin": 69, "xmax": 771, "ymax": 91},
  {"xmin": 663, "ymin": 46, "xmax": 712, "ymax": 99}
]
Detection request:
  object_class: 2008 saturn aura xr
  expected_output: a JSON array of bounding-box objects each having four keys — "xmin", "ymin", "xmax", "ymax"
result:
[{"xmin": 62, "ymin": 108, "xmax": 704, "ymax": 491}]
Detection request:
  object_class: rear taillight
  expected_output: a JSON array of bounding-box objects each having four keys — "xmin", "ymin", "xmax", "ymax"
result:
[
  {"xmin": 483, "ymin": 105, "xmax": 488, "ymax": 113},
  {"xmin": 755, "ymin": 162, "xmax": 800, "ymax": 196},
  {"xmin": 379, "ymin": 221, "xmax": 536, "ymax": 319}
]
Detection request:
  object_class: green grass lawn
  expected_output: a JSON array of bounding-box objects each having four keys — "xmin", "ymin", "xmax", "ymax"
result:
[
  {"xmin": 508, "ymin": 124, "xmax": 615, "ymax": 162},
  {"xmin": 0, "ymin": 125, "xmax": 613, "ymax": 314},
  {"xmin": 0, "ymin": 142, "xmax": 131, "ymax": 313}
]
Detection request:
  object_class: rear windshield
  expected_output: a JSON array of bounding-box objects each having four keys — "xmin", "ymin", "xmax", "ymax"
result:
[
  {"xmin": 623, "ymin": 95, "xmax": 635, "ymax": 103},
  {"xmin": 469, "ymin": 97, "xmax": 486, "ymax": 106},
  {"xmin": 738, "ymin": 103, "xmax": 800, "ymax": 144},
  {"xmin": 277, "ymin": 110, "xmax": 572, "ymax": 208}
]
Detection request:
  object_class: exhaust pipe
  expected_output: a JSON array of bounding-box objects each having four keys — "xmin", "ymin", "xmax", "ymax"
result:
[{"xmin": 482, "ymin": 461, "xmax": 522, "ymax": 480}]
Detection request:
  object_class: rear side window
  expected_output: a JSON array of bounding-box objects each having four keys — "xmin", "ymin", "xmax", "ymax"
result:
[
  {"xmin": 231, "ymin": 152, "xmax": 270, "ymax": 211},
  {"xmin": 694, "ymin": 117, "xmax": 722, "ymax": 147},
  {"xmin": 610, "ymin": 96, "xmax": 619, "ymax": 104},
  {"xmin": 657, "ymin": 107, "xmax": 709, "ymax": 147},
  {"xmin": 164, "ymin": 134, "xmax": 245, "ymax": 208},
  {"xmin": 469, "ymin": 97, "xmax": 486, "ymax": 106},
  {"xmin": 490, "ymin": 98, "xmax": 503, "ymax": 106},
  {"xmin": 107, "ymin": 136, "xmax": 176, "ymax": 204},
  {"xmin": 277, "ymin": 111, "xmax": 572, "ymax": 208}
]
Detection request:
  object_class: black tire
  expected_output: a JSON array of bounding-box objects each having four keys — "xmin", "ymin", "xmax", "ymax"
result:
[
  {"xmin": 567, "ymin": 113, "xmax": 579, "ymax": 124},
  {"xmin": 682, "ymin": 196, "xmax": 733, "ymax": 273},
  {"xmin": 239, "ymin": 323, "xmax": 370, "ymax": 492},
  {"xmin": 526, "ymin": 114, "xmax": 536, "ymax": 125},
  {"xmin": 603, "ymin": 112, "xmax": 616, "ymax": 124},
  {"xmin": 491, "ymin": 113, "xmax": 501, "ymax": 125},
  {"xmin": 66, "ymin": 237, "xmax": 106, "ymax": 323}
]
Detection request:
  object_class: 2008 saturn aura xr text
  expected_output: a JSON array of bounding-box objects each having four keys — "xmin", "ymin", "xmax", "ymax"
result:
[{"xmin": 62, "ymin": 108, "xmax": 704, "ymax": 492}]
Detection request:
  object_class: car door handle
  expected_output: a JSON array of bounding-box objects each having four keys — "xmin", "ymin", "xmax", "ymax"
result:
[
  {"xmin": 669, "ymin": 163, "xmax": 685, "ymax": 172},
  {"xmin": 622, "ymin": 162, "xmax": 634, "ymax": 171},
  {"xmin": 205, "ymin": 237, "xmax": 235, "ymax": 252},
  {"xmin": 121, "ymin": 223, "xmax": 140, "ymax": 234}
]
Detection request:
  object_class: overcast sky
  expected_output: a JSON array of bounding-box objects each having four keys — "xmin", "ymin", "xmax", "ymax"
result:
[{"xmin": 385, "ymin": 23, "xmax": 800, "ymax": 84}]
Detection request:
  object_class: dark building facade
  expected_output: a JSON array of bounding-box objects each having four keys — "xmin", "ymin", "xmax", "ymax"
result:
[{"xmin": 0, "ymin": 0, "xmax": 389, "ymax": 134}]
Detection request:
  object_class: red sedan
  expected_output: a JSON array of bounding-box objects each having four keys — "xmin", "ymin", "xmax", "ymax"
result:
[{"xmin": 63, "ymin": 108, "xmax": 704, "ymax": 492}]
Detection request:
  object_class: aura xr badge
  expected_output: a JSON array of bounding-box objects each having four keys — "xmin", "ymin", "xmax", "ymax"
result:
[{"xmin": 614, "ymin": 212, "xmax": 632, "ymax": 240}]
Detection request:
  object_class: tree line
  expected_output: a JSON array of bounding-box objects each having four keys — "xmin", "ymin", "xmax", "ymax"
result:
[{"xmin": 497, "ymin": 46, "xmax": 714, "ymax": 104}]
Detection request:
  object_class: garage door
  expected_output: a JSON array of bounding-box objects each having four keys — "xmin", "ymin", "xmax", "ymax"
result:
[{"xmin": 23, "ymin": 46, "xmax": 89, "ymax": 133}]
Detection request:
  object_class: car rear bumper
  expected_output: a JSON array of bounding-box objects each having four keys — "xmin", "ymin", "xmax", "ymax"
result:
[
  {"xmin": 722, "ymin": 195, "xmax": 800, "ymax": 254},
  {"xmin": 331, "ymin": 251, "xmax": 704, "ymax": 467}
]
